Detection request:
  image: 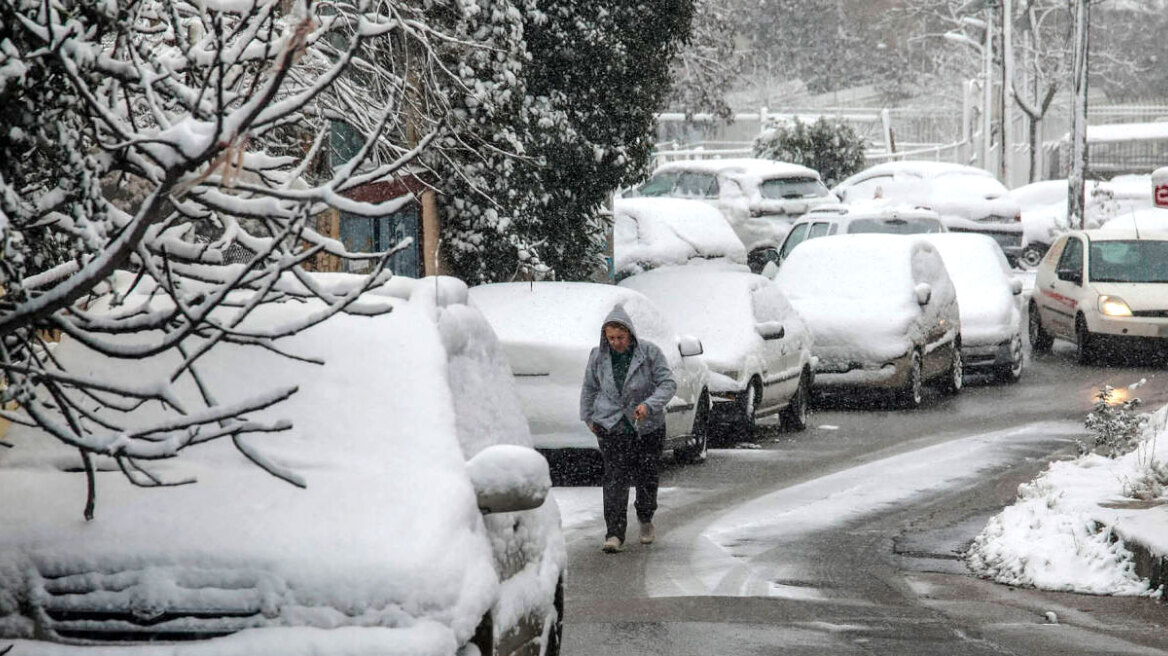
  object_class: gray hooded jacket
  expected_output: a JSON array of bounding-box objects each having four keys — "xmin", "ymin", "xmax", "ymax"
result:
[{"xmin": 580, "ymin": 304, "xmax": 677, "ymax": 435}]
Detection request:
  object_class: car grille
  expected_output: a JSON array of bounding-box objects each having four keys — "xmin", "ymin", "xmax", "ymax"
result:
[
  {"xmin": 1132, "ymin": 310, "xmax": 1168, "ymax": 318},
  {"xmin": 34, "ymin": 566, "xmax": 277, "ymax": 643}
]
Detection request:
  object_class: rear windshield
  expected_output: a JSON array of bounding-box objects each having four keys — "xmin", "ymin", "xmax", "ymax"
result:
[
  {"xmin": 637, "ymin": 172, "xmax": 680, "ymax": 197},
  {"xmin": 758, "ymin": 176, "xmax": 829, "ymax": 200},
  {"xmin": 1089, "ymin": 240, "xmax": 1168, "ymax": 283},
  {"xmin": 846, "ymin": 218, "xmax": 945, "ymax": 235}
]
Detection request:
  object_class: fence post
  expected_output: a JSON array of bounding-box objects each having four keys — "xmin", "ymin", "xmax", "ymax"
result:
[{"xmin": 881, "ymin": 108, "xmax": 895, "ymax": 156}]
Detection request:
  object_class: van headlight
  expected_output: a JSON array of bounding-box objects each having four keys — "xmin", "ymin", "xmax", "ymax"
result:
[{"xmin": 1099, "ymin": 295, "xmax": 1133, "ymax": 317}]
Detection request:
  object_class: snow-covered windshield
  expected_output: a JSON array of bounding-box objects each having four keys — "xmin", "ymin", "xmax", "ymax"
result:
[
  {"xmin": 1089, "ymin": 240, "xmax": 1168, "ymax": 283},
  {"xmin": 846, "ymin": 218, "xmax": 945, "ymax": 235},
  {"xmin": 758, "ymin": 176, "xmax": 829, "ymax": 200}
]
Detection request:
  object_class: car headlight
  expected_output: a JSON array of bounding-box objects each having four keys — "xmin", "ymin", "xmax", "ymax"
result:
[{"xmin": 1099, "ymin": 295, "xmax": 1133, "ymax": 317}]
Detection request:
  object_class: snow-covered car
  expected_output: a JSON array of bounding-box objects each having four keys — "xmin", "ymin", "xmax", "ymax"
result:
[
  {"xmin": 920, "ymin": 233, "xmax": 1026, "ymax": 383},
  {"xmin": 775, "ymin": 204, "xmax": 947, "ymax": 264},
  {"xmin": 469, "ymin": 282, "xmax": 712, "ymax": 463},
  {"xmin": 613, "ymin": 197, "xmax": 747, "ymax": 280},
  {"xmin": 1029, "ymin": 229, "xmax": 1168, "ymax": 364},
  {"xmin": 774, "ymin": 234, "xmax": 963, "ymax": 408},
  {"xmin": 831, "ymin": 161, "xmax": 1022, "ymax": 264},
  {"xmin": 0, "ymin": 274, "xmax": 566, "ymax": 656},
  {"xmin": 631, "ymin": 158, "xmax": 835, "ymax": 266},
  {"xmin": 620, "ymin": 267, "xmax": 815, "ymax": 439},
  {"xmin": 1010, "ymin": 175, "xmax": 1160, "ymax": 268}
]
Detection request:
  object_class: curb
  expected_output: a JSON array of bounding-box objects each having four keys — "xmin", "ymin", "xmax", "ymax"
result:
[{"xmin": 1127, "ymin": 536, "xmax": 1168, "ymax": 592}]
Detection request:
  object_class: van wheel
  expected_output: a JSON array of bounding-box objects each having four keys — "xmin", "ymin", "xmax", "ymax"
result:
[
  {"xmin": 780, "ymin": 370, "xmax": 809, "ymax": 432},
  {"xmin": 897, "ymin": 351, "xmax": 923, "ymax": 409},
  {"xmin": 1029, "ymin": 302, "xmax": 1053, "ymax": 353}
]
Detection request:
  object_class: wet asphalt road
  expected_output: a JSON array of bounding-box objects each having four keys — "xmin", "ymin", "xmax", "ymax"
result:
[{"xmin": 559, "ymin": 335, "xmax": 1168, "ymax": 655}]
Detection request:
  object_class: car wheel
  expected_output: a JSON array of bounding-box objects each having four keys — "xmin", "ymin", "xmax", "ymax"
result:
[
  {"xmin": 897, "ymin": 350, "xmax": 923, "ymax": 409},
  {"xmin": 995, "ymin": 334, "xmax": 1024, "ymax": 384},
  {"xmin": 543, "ymin": 576, "xmax": 564, "ymax": 656},
  {"xmin": 737, "ymin": 379, "xmax": 760, "ymax": 440},
  {"xmin": 780, "ymin": 369, "xmax": 809, "ymax": 432},
  {"xmin": 1019, "ymin": 242, "xmax": 1048, "ymax": 270},
  {"xmin": 1076, "ymin": 315, "xmax": 1097, "ymax": 365},
  {"xmin": 940, "ymin": 342, "xmax": 963, "ymax": 395},
  {"xmin": 1028, "ymin": 302, "xmax": 1053, "ymax": 353},
  {"xmin": 676, "ymin": 392, "xmax": 709, "ymax": 464}
]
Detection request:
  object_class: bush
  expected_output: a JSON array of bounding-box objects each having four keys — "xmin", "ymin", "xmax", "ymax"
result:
[
  {"xmin": 1082, "ymin": 386, "xmax": 1147, "ymax": 458},
  {"xmin": 752, "ymin": 117, "xmax": 867, "ymax": 187}
]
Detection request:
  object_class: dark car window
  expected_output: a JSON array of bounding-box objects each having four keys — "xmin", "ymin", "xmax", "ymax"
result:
[
  {"xmin": 1056, "ymin": 237, "xmax": 1084, "ymax": 283},
  {"xmin": 779, "ymin": 223, "xmax": 811, "ymax": 260},
  {"xmin": 1090, "ymin": 240, "xmax": 1168, "ymax": 283},
  {"xmin": 677, "ymin": 172, "xmax": 718, "ymax": 198},
  {"xmin": 637, "ymin": 172, "xmax": 679, "ymax": 197},
  {"xmin": 846, "ymin": 218, "xmax": 945, "ymax": 235},
  {"xmin": 759, "ymin": 176, "xmax": 829, "ymax": 200},
  {"xmin": 807, "ymin": 222, "xmax": 831, "ymax": 238}
]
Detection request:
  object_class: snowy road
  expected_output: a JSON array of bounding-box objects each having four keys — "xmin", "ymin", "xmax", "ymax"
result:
[{"xmin": 557, "ymin": 337, "xmax": 1168, "ymax": 656}]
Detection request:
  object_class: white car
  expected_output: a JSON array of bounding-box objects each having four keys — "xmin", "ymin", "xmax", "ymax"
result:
[
  {"xmin": 832, "ymin": 161, "xmax": 1022, "ymax": 264},
  {"xmin": 1030, "ymin": 229, "xmax": 1168, "ymax": 363},
  {"xmin": 774, "ymin": 234, "xmax": 963, "ymax": 408},
  {"xmin": 620, "ymin": 267, "xmax": 815, "ymax": 439},
  {"xmin": 920, "ymin": 233, "xmax": 1026, "ymax": 383},
  {"xmin": 633, "ymin": 158, "xmax": 835, "ymax": 266},
  {"xmin": 0, "ymin": 275, "xmax": 565, "ymax": 656},
  {"xmin": 613, "ymin": 197, "xmax": 747, "ymax": 280},
  {"xmin": 469, "ymin": 282, "xmax": 713, "ymax": 463}
]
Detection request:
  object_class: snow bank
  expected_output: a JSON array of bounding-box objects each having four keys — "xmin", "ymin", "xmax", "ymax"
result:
[{"xmin": 967, "ymin": 403, "xmax": 1168, "ymax": 596}]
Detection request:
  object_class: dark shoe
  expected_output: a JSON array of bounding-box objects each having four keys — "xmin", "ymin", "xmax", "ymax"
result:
[
  {"xmin": 639, "ymin": 522, "xmax": 655, "ymax": 545},
  {"xmin": 602, "ymin": 537, "xmax": 624, "ymax": 553}
]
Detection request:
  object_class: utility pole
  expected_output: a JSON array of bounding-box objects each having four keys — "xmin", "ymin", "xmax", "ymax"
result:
[
  {"xmin": 1000, "ymin": 0, "xmax": 1014, "ymax": 186},
  {"xmin": 1068, "ymin": 0, "xmax": 1090, "ymax": 228}
]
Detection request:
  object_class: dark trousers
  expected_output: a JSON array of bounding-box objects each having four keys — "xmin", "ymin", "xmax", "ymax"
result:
[{"xmin": 597, "ymin": 426, "xmax": 664, "ymax": 543}]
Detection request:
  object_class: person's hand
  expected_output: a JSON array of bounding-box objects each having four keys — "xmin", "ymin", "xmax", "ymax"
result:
[
  {"xmin": 588, "ymin": 422, "xmax": 598, "ymax": 435},
  {"xmin": 633, "ymin": 404, "xmax": 648, "ymax": 421}
]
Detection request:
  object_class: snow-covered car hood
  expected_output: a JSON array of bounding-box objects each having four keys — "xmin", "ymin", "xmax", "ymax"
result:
[
  {"xmin": 788, "ymin": 298, "xmax": 919, "ymax": 365},
  {"xmin": 0, "ymin": 297, "xmax": 498, "ymax": 649}
]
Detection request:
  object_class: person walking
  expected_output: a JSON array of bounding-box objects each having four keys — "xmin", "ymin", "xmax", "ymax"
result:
[{"xmin": 580, "ymin": 304, "xmax": 677, "ymax": 553}]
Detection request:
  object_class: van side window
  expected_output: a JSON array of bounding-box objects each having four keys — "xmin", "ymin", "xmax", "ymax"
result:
[
  {"xmin": 807, "ymin": 222, "xmax": 831, "ymax": 239},
  {"xmin": 780, "ymin": 223, "xmax": 810, "ymax": 260}
]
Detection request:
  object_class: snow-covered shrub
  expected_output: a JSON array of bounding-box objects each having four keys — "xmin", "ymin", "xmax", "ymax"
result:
[
  {"xmin": 1082, "ymin": 386, "xmax": 1148, "ymax": 458},
  {"xmin": 1123, "ymin": 460, "xmax": 1168, "ymax": 501},
  {"xmin": 753, "ymin": 117, "xmax": 867, "ymax": 187}
]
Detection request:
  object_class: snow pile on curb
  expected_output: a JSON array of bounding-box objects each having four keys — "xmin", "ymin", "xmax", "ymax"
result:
[{"xmin": 966, "ymin": 404, "xmax": 1168, "ymax": 596}]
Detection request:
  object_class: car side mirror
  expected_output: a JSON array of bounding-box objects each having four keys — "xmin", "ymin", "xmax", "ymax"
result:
[
  {"xmin": 678, "ymin": 335, "xmax": 704, "ymax": 357},
  {"xmin": 914, "ymin": 282, "xmax": 932, "ymax": 306},
  {"xmin": 760, "ymin": 261, "xmax": 780, "ymax": 280},
  {"xmin": 1057, "ymin": 268, "xmax": 1082, "ymax": 285},
  {"xmin": 756, "ymin": 321, "xmax": 785, "ymax": 340},
  {"xmin": 1009, "ymin": 278, "xmax": 1023, "ymax": 295},
  {"xmin": 467, "ymin": 445, "xmax": 550, "ymax": 515}
]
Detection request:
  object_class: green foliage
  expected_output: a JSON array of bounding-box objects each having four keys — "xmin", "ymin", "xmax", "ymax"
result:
[
  {"xmin": 1082, "ymin": 386, "xmax": 1148, "ymax": 458},
  {"xmin": 752, "ymin": 117, "xmax": 867, "ymax": 187}
]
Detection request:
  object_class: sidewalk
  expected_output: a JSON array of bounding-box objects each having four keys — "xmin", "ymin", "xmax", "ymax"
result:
[{"xmin": 968, "ymin": 401, "xmax": 1168, "ymax": 596}]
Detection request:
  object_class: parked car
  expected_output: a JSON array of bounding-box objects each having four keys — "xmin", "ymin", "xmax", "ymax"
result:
[
  {"xmin": 469, "ymin": 282, "xmax": 712, "ymax": 463},
  {"xmin": 1029, "ymin": 229, "xmax": 1168, "ymax": 363},
  {"xmin": 920, "ymin": 233, "xmax": 1026, "ymax": 383},
  {"xmin": 613, "ymin": 197, "xmax": 747, "ymax": 281},
  {"xmin": 0, "ymin": 274, "xmax": 566, "ymax": 656},
  {"xmin": 620, "ymin": 266, "xmax": 815, "ymax": 439},
  {"xmin": 774, "ymin": 234, "xmax": 963, "ymax": 407},
  {"xmin": 1010, "ymin": 175, "xmax": 1160, "ymax": 268},
  {"xmin": 631, "ymin": 158, "xmax": 835, "ymax": 267},
  {"xmin": 775, "ymin": 204, "xmax": 947, "ymax": 264},
  {"xmin": 831, "ymin": 161, "xmax": 1022, "ymax": 264}
]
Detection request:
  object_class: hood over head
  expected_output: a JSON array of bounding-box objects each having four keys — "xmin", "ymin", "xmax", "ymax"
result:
[{"xmin": 599, "ymin": 303, "xmax": 638, "ymax": 351}]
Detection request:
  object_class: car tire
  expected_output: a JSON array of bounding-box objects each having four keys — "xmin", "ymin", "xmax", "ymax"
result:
[
  {"xmin": 1076, "ymin": 315, "xmax": 1097, "ymax": 365},
  {"xmin": 676, "ymin": 392, "xmax": 709, "ymax": 464},
  {"xmin": 1028, "ymin": 302, "xmax": 1053, "ymax": 353},
  {"xmin": 543, "ymin": 576, "xmax": 564, "ymax": 656},
  {"xmin": 940, "ymin": 342, "xmax": 963, "ymax": 395},
  {"xmin": 897, "ymin": 350, "xmax": 924, "ymax": 409},
  {"xmin": 994, "ymin": 334, "xmax": 1024, "ymax": 384},
  {"xmin": 780, "ymin": 369, "xmax": 810, "ymax": 432},
  {"xmin": 737, "ymin": 379, "xmax": 760, "ymax": 440},
  {"xmin": 1019, "ymin": 242, "xmax": 1048, "ymax": 270}
]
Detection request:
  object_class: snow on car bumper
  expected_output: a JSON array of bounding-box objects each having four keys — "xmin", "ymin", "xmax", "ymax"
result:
[{"xmin": 812, "ymin": 352, "xmax": 911, "ymax": 389}]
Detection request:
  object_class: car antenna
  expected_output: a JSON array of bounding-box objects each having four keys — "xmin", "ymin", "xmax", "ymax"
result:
[{"xmin": 1133, "ymin": 209, "xmax": 1142, "ymax": 240}]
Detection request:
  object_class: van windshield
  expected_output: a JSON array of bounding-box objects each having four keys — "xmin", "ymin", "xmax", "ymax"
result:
[
  {"xmin": 1089, "ymin": 240, "xmax": 1168, "ymax": 283},
  {"xmin": 846, "ymin": 218, "xmax": 945, "ymax": 235}
]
